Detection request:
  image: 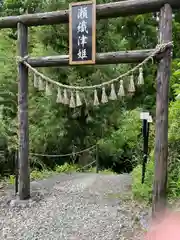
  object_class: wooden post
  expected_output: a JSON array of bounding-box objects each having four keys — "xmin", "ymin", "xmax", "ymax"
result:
[
  {"xmin": 152, "ymin": 4, "xmax": 172, "ymax": 218},
  {"xmin": 17, "ymin": 22, "xmax": 30, "ymax": 200},
  {"xmin": 15, "ymin": 150, "xmax": 19, "ymax": 195}
]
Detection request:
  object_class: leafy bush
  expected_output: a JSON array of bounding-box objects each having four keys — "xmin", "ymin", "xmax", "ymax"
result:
[
  {"xmin": 7, "ymin": 163, "xmax": 80, "ymax": 184},
  {"xmin": 9, "ymin": 174, "xmax": 15, "ymax": 185},
  {"xmin": 98, "ymin": 108, "xmax": 142, "ymax": 172},
  {"xmin": 132, "ymin": 153, "xmax": 180, "ymax": 202},
  {"xmin": 132, "ymin": 116, "xmax": 180, "ymax": 203},
  {"xmin": 55, "ymin": 163, "xmax": 79, "ymax": 173},
  {"xmin": 30, "ymin": 169, "xmax": 53, "ymax": 181},
  {"xmin": 132, "ymin": 151, "xmax": 154, "ymax": 202},
  {"xmin": 168, "ymin": 72, "xmax": 180, "ymax": 198}
]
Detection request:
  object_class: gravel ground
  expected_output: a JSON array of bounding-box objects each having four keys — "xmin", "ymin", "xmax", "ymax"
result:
[{"xmin": 0, "ymin": 172, "xmax": 145, "ymax": 240}]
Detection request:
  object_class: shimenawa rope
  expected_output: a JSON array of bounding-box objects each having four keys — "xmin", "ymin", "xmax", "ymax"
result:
[{"xmin": 16, "ymin": 42, "xmax": 173, "ymax": 90}]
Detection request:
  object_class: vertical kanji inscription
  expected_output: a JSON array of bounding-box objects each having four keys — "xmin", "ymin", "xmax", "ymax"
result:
[{"xmin": 69, "ymin": 1, "xmax": 96, "ymax": 65}]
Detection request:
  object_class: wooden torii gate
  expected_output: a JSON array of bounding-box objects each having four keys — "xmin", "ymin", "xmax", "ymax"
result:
[{"xmin": 0, "ymin": 0, "xmax": 179, "ymax": 218}]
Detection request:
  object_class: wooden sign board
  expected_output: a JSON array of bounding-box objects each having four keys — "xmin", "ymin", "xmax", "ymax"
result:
[
  {"xmin": 148, "ymin": 115, "xmax": 153, "ymax": 123},
  {"xmin": 140, "ymin": 112, "xmax": 150, "ymax": 120},
  {"xmin": 140, "ymin": 112, "xmax": 153, "ymax": 123},
  {"xmin": 69, "ymin": 1, "xmax": 96, "ymax": 65}
]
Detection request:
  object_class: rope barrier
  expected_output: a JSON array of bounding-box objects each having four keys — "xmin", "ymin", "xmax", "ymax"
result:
[
  {"xmin": 14, "ymin": 149, "xmax": 97, "ymax": 195},
  {"xmin": 17, "ymin": 42, "xmax": 173, "ymax": 91},
  {"xmin": 29, "ymin": 144, "xmax": 96, "ymax": 158},
  {"xmin": 76, "ymin": 160, "xmax": 96, "ymax": 172}
]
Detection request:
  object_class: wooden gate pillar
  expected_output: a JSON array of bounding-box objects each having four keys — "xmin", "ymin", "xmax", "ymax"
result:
[
  {"xmin": 17, "ymin": 22, "xmax": 30, "ymax": 200},
  {"xmin": 152, "ymin": 4, "xmax": 172, "ymax": 218}
]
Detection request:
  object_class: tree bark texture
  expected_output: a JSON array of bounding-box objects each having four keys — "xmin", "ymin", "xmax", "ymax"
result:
[
  {"xmin": 27, "ymin": 49, "xmax": 155, "ymax": 67},
  {"xmin": 18, "ymin": 22, "xmax": 30, "ymax": 200},
  {"xmin": 152, "ymin": 3, "xmax": 172, "ymax": 218}
]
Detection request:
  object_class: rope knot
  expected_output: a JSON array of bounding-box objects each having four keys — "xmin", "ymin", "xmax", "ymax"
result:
[
  {"xmin": 16, "ymin": 55, "xmax": 29, "ymax": 64},
  {"xmin": 156, "ymin": 41, "xmax": 173, "ymax": 53}
]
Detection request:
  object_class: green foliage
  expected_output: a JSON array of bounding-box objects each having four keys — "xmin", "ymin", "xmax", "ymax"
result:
[
  {"xmin": 168, "ymin": 160, "xmax": 180, "ymax": 199},
  {"xmin": 98, "ymin": 108, "xmax": 142, "ymax": 172},
  {"xmin": 168, "ymin": 60, "xmax": 180, "ymax": 199},
  {"xmin": 7, "ymin": 163, "xmax": 80, "ymax": 183},
  {"xmin": 30, "ymin": 169, "xmax": 53, "ymax": 181},
  {"xmin": 87, "ymin": 166, "xmax": 115, "ymax": 174},
  {"xmin": 132, "ymin": 153, "xmax": 154, "ymax": 202},
  {"xmin": 7, "ymin": 170, "xmax": 53, "ymax": 183},
  {"xmin": 9, "ymin": 175, "xmax": 15, "ymax": 184},
  {"xmin": 133, "ymin": 92, "xmax": 180, "ymax": 202},
  {"xmin": 55, "ymin": 163, "xmax": 79, "ymax": 173},
  {"xmin": 132, "ymin": 153, "xmax": 180, "ymax": 202}
]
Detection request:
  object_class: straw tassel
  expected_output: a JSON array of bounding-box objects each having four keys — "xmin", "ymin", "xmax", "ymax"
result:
[
  {"xmin": 101, "ymin": 87, "xmax": 108, "ymax": 103},
  {"xmin": 45, "ymin": 82, "xmax": 52, "ymax": 96},
  {"xmin": 93, "ymin": 89, "xmax": 99, "ymax": 106},
  {"xmin": 63, "ymin": 89, "xmax": 69, "ymax": 105},
  {"xmin": 69, "ymin": 91, "xmax": 76, "ymax": 108},
  {"xmin": 38, "ymin": 77, "xmax": 44, "ymax": 91},
  {"xmin": 109, "ymin": 83, "xmax": 117, "ymax": 100},
  {"xmin": 33, "ymin": 73, "xmax": 39, "ymax": 88},
  {"xmin": 76, "ymin": 91, "xmax": 82, "ymax": 107},
  {"xmin": 128, "ymin": 75, "xmax": 135, "ymax": 94},
  {"xmin": 56, "ymin": 87, "xmax": 63, "ymax": 103},
  {"xmin": 82, "ymin": 92, "xmax": 88, "ymax": 106},
  {"xmin": 137, "ymin": 67, "xmax": 144, "ymax": 85},
  {"xmin": 118, "ymin": 80, "xmax": 125, "ymax": 97}
]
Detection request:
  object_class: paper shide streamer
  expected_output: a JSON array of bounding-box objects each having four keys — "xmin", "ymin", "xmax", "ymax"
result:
[{"xmin": 32, "ymin": 66, "xmax": 145, "ymax": 108}]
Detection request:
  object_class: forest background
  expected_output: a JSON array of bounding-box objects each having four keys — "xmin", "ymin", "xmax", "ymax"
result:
[{"xmin": 0, "ymin": 0, "xmax": 180, "ymax": 203}]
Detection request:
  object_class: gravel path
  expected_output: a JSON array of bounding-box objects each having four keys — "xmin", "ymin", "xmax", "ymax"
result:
[{"xmin": 0, "ymin": 172, "xmax": 139, "ymax": 240}]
